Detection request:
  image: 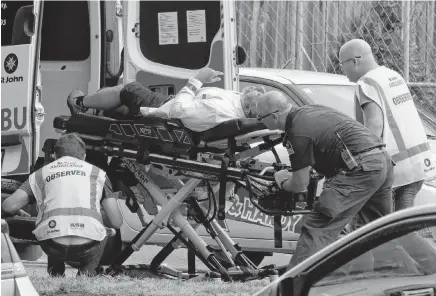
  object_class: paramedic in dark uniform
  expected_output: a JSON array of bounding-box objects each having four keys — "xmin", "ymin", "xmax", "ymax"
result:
[{"xmin": 255, "ymin": 91, "xmax": 394, "ymax": 270}]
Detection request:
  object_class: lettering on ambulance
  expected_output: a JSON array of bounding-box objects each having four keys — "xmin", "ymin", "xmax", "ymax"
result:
[
  {"xmin": 45, "ymin": 170, "xmax": 87, "ymax": 183},
  {"xmin": 1, "ymin": 107, "xmax": 27, "ymax": 131},
  {"xmin": 226, "ymin": 196, "xmax": 303, "ymax": 233},
  {"xmin": 2, "ymin": 53, "xmax": 24, "ymax": 84}
]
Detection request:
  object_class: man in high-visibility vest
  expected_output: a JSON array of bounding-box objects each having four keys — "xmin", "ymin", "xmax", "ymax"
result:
[
  {"xmin": 339, "ymin": 39, "xmax": 436, "ymax": 211},
  {"xmin": 2, "ymin": 133, "xmax": 123, "ymax": 277}
]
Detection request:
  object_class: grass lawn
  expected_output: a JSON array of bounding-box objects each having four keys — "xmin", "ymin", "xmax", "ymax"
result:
[{"xmin": 26, "ymin": 266, "xmax": 269, "ymax": 296}]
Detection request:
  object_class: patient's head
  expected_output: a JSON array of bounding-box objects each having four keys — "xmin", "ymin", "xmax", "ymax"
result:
[
  {"xmin": 54, "ymin": 133, "xmax": 86, "ymax": 160},
  {"xmin": 256, "ymin": 91, "xmax": 293, "ymax": 131},
  {"xmin": 240, "ymin": 86, "xmax": 266, "ymax": 118}
]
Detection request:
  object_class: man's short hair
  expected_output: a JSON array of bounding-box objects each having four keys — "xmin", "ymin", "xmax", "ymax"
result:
[
  {"xmin": 54, "ymin": 133, "xmax": 86, "ymax": 159},
  {"xmin": 241, "ymin": 85, "xmax": 266, "ymax": 118}
]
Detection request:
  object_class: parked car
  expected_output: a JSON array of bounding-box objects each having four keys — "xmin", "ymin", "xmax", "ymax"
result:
[
  {"xmin": 1, "ymin": 219, "xmax": 39, "ymax": 296},
  {"xmin": 113, "ymin": 68, "xmax": 436, "ymax": 266},
  {"xmin": 254, "ymin": 204, "xmax": 436, "ymax": 296}
]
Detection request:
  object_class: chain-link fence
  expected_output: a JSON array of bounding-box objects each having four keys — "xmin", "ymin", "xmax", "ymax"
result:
[{"xmin": 236, "ymin": 0, "xmax": 436, "ymax": 116}]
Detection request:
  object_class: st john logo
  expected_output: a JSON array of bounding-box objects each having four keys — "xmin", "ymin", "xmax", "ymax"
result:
[
  {"xmin": 4, "ymin": 53, "xmax": 18, "ymax": 74},
  {"xmin": 2, "ymin": 53, "xmax": 23, "ymax": 84},
  {"xmin": 48, "ymin": 220, "xmax": 57, "ymax": 229}
]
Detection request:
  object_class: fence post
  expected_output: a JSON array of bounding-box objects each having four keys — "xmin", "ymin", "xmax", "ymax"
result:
[
  {"xmin": 402, "ymin": 0, "xmax": 410, "ymax": 82},
  {"xmin": 426, "ymin": 0, "xmax": 435, "ymax": 78},
  {"xmin": 250, "ymin": 1, "xmax": 260, "ymax": 67},
  {"xmin": 296, "ymin": 0, "xmax": 304, "ymax": 70}
]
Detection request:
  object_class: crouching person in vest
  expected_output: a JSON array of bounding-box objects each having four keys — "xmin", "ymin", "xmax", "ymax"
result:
[
  {"xmin": 339, "ymin": 39, "xmax": 436, "ymax": 211},
  {"xmin": 1, "ymin": 133, "xmax": 123, "ymax": 277}
]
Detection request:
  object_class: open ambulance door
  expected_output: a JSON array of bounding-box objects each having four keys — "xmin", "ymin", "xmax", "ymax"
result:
[
  {"xmin": 1, "ymin": 0, "xmax": 44, "ymax": 176},
  {"xmin": 122, "ymin": 0, "xmax": 239, "ymax": 94}
]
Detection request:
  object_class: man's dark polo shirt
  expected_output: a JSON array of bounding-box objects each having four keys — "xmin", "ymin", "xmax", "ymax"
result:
[{"xmin": 284, "ymin": 104, "xmax": 385, "ymax": 177}]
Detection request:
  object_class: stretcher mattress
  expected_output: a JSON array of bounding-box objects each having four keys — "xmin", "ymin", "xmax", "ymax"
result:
[{"xmin": 53, "ymin": 114, "xmax": 267, "ymax": 149}]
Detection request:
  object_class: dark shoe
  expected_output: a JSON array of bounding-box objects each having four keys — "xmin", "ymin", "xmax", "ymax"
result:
[{"xmin": 67, "ymin": 90, "xmax": 87, "ymax": 115}]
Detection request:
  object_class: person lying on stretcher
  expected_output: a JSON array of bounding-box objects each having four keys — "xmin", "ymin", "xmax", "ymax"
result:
[{"xmin": 67, "ymin": 68, "xmax": 284, "ymax": 132}]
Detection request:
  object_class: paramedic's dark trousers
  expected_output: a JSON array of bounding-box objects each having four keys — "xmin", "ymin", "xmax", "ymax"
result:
[
  {"xmin": 40, "ymin": 237, "xmax": 108, "ymax": 277},
  {"xmin": 288, "ymin": 150, "xmax": 394, "ymax": 269}
]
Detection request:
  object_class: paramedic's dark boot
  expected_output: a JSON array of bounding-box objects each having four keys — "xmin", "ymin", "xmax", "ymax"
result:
[{"xmin": 67, "ymin": 89, "xmax": 88, "ymax": 115}]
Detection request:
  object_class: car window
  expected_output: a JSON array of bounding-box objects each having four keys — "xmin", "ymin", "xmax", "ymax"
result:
[
  {"xmin": 239, "ymin": 80, "xmax": 298, "ymax": 107},
  {"xmin": 311, "ymin": 231, "xmax": 436, "ymax": 292},
  {"xmin": 296, "ymin": 84, "xmax": 356, "ymax": 118}
]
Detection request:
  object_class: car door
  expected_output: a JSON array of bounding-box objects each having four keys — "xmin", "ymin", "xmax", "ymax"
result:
[
  {"xmin": 254, "ymin": 207, "xmax": 436, "ymax": 296},
  {"xmin": 1, "ymin": 0, "xmax": 44, "ymax": 176}
]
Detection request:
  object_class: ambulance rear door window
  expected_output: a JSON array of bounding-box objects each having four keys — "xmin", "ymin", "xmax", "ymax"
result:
[{"xmin": 40, "ymin": 1, "xmax": 90, "ymax": 61}]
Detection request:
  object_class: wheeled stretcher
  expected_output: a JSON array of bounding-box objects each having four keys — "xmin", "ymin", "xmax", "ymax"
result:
[{"xmin": 43, "ymin": 113, "xmax": 322, "ymax": 281}]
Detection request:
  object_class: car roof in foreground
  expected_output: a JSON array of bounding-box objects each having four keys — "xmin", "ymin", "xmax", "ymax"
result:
[
  {"xmin": 239, "ymin": 68, "xmax": 355, "ymax": 86},
  {"xmin": 255, "ymin": 204, "xmax": 436, "ymax": 295}
]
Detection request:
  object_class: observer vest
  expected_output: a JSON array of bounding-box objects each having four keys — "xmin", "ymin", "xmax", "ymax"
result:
[
  {"xmin": 29, "ymin": 156, "xmax": 107, "ymax": 241},
  {"xmin": 355, "ymin": 66, "xmax": 436, "ymax": 187}
]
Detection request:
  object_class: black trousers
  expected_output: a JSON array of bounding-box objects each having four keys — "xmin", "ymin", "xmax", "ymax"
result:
[
  {"xmin": 119, "ymin": 82, "xmax": 171, "ymax": 115},
  {"xmin": 289, "ymin": 150, "xmax": 395, "ymax": 269},
  {"xmin": 40, "ymin": 237, "xmax": 108, "ymax": 277}
]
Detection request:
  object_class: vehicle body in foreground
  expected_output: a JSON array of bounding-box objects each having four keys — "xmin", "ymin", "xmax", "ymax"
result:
[
  {"xmin": 254, "ymin": 204, "xmax": 436, "ymax": 296},
  {"xmin": 1, "ymin": 219, "xmax": 39, "ymax": 296}
]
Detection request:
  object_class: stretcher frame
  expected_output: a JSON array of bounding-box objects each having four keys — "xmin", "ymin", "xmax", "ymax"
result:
[{"xmin": 46, "ymin": 114, "xmax": 321, "ymax": 281}]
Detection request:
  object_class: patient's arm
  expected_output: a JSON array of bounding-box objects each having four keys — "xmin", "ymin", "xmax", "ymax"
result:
[{"xmin": 167, "ymin": 67, "xmax": 223, "ymax": 118}]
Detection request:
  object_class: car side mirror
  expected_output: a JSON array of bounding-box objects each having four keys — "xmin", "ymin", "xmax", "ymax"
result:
[
  {"xmin": 236, "ymin": 45, "xmax": 247, "ymax": 66},
  {"xmin": 11, "ymin": 5, "xmax": 35, "ymax": 45}
]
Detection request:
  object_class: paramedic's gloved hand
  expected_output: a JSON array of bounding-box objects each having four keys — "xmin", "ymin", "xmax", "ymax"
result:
[
  {"xmin": 195, "ymin": 67, "xmax": 224, "ymax": 84},
  {"xmin": 274, "ymin": 169, "xmax": 293, "ymax": 190}
]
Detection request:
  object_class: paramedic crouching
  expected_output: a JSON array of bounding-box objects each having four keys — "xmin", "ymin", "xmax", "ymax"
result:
[
  {"xmin": 255, "ymin": 92, "xmax": 395, "ymax": 270},
  {"xmin": 1, "ymin": 133, "xmax": 123, "ymax": 277}
]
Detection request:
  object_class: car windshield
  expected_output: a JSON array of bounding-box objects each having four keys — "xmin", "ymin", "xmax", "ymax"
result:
[
  {"xmin": 313, "ymin": 232, "xmax": 436, "ymax": 287},
  {"xmin": 296, "ymin": 84, "xmax": 436, "ymax": 138}
]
